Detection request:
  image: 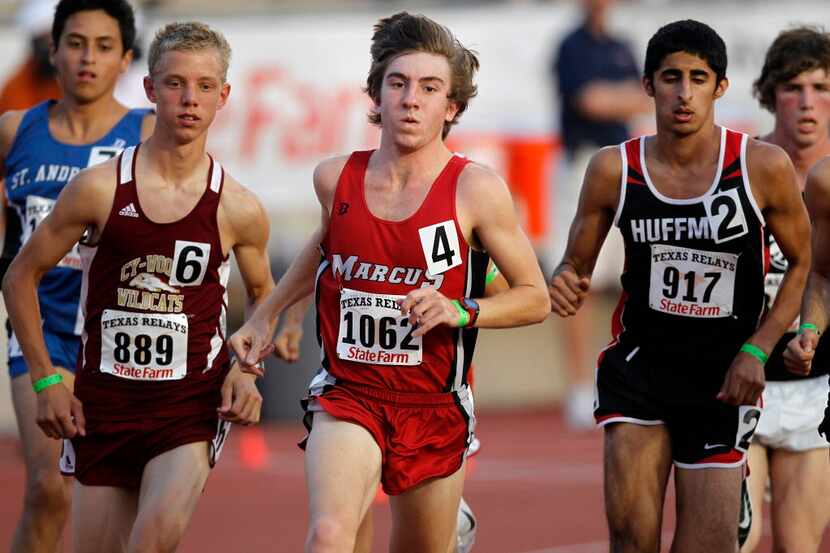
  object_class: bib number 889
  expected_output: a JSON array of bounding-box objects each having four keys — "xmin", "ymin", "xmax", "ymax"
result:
[{"xmin": 113, "ymin": 332, "xmax": 174, "ymax": 366}]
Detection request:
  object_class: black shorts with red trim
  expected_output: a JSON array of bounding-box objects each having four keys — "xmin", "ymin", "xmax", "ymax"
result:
[{"xmin": 594, "ymin": 340, "xmax": 761, "ymax": 468}]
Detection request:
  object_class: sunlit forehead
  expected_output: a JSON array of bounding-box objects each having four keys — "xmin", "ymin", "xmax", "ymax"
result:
[
  {"xmin": 60, "ymin": 10, "xmax": 122, "ymax": 49},
  {"xmin": 786, "ymin": 68, "xmax": 830, "ymax": 88},
  {"xmin": 64, "ymin": 32, "xmax": 117, "ymax": 45},
  {"xmin": 153, "ymin": 48, "xmax": 225, "ymax": 83},
  {"xmin": 656, "ymin": 52, "xmax": 717, "ymax": 78},
  {"xmin": 384, "ymin": 51, "xmax": 452, "ymax": 88}
]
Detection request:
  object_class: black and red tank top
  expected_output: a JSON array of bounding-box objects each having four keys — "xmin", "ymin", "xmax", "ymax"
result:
[
  {"xmin": 75, "ymin": 145, "xmax": 231, "ymax": 421},
  {"xmin": 612, "ymin": 127, "xmax": 766, "ymax": 357},
  {"xmin": 315, "ymin": 150, "xmax": 489, "ymax": 393}
]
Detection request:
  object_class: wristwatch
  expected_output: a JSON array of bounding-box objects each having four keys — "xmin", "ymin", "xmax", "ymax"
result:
[{"xmin": 460, "ymin": 298, "xmax": 480, "ymax": 328}]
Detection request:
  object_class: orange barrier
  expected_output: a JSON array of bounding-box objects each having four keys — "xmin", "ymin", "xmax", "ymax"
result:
[{"xmin": 447, "ymin": 133, "xmax": 561, "ymax": 245}]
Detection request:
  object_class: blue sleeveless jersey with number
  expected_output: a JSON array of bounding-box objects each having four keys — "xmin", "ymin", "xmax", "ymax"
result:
[{"xmin": 5, "ymin": 100, "xmax": 149, "ymax": 336}]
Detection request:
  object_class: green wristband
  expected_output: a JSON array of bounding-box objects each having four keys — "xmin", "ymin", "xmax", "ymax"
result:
[
  {"xmin": 740, "ymin": 343, "xmax": 769, "ymax": 365},
  {"xmin": 32, "ymin": 373, "xmax": 63, "ymax": 393},
  {"xmin": 451, "ymin": 300, "xmax": 470, "ymax": 328},
  {"xmin": 799, "ymin": 323, "xmax": 821, "ymax": 336},
  {"xmin": 485, "ymin": 264, "xmax": 500, "ymax": 285}
]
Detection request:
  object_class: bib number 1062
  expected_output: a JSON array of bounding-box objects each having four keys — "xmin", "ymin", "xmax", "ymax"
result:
[
  {"xmin": 336, "ymin": 289, "xmax": 423, "ymax": 366},
  {"xmin": 340, "ymin": 312, "xmax": 418, "ymax": 351}
]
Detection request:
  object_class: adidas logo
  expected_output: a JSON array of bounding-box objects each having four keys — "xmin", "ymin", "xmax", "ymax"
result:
[{"xmin": 118, "ymin": 203, "xmax": 139, "ymax": 218}]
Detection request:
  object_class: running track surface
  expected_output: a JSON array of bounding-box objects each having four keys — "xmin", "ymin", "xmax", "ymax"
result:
[{"xmin": 0, "ymin": 410, "xmax": 819, "ymax": 552}]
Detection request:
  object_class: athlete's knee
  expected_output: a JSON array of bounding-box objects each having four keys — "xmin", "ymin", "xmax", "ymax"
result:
[
  {"xmin": 740, "ymin": 523, "xmax": 762, "ymax": 553},
  {"xmin": 772, "ymin": 532, "xmax": 822, "ymax": 553},
  {"xmin": 23, "ymin": 466, "xmax": 70, "ymax": 516},
  {"xmin": 605, "ymin": 493, "xmax": 661, "ymax": 553},
  {"xmin": 306, "ymin": 515, "xmax": 356, "ymax": 553},
  {"xmin": 607, "ymin": 522, "xmax": 660, "ymax": 553},
  {"xmin": 673, "ymin": 525, "xmax": 736, "ymax": 553},
  {"xmin": 129, "ymin": 512, "xmax": 188, "ymax": 553}
]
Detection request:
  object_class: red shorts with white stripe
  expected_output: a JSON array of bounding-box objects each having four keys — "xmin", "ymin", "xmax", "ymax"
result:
[
  {"xmin": 594, "ymin": 340, "xmax": 762, "ymax": 468},
  {"xmin": 301, "ymin": 369, "xmax": 475, "ymax": 495}
]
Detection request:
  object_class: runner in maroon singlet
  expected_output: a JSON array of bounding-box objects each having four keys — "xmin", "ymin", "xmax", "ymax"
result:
[
  {"xmin": 231, "ymin": 12, "xmax": 550, "ymax": 553},
  {"xmin": 3, "ymin": 22, "xmax": 273, "ymax": 553}
]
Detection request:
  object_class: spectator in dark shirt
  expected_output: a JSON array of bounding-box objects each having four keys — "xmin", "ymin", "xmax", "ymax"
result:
[{"xmin": 549, "ymin": 0, "xmax": 650, "ymax": 429}]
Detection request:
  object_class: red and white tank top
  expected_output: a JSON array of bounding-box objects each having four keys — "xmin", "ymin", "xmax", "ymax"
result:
[
  {"xmin": 315, "ymin": 150, "xmax": 489, "ymax": 394},
  {"xmin": 75, "ymin": 145, "xmax": 231, "ymax": 421}
]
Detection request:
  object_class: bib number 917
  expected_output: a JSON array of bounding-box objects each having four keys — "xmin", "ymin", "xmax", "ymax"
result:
[{"xmin": 648, "ymin": 244, "xmax": 737, "ymax": 319}]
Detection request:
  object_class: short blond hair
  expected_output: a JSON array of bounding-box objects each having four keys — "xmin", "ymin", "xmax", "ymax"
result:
[{"xmin": 148, "ymin": 22, "xmax": 231, "ymax": 82}]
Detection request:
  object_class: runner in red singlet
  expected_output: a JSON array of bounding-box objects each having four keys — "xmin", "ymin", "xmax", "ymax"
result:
[
  {"xmin": 272, "ymin": 261, "xmax": 506, "ymax": 553},
  {"xmin": 231, "ymin": 12, "xmax": 549, "ymax": 553},
  {"xmin": 3, "ymin": 22, "xmax": 273, "ymax": 553}
]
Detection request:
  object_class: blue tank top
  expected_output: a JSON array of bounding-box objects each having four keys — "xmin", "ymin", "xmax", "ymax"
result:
[{"xmin": 5, "ymin": 100, "xmax": 150, "ymax": 336}]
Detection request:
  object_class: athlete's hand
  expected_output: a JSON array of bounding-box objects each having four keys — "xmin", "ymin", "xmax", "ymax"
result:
[
  {"xmin": 549, "ymin": 264, "xmax": 591, "ymax": 317},
  {"xmin": 717, "ymin": 351, "xmax": 766, "ymax": 406},
  {"xmin": 218, "ymin": 362, "xmax": 263, "ymax": 425},
  {"xmin": 399, "ymin": 287, "xmax": 461, "ymax": 337},
  {"xmin": 36, "ymin": 382, "xmax": 86, "ymax": 439},
  {"xmin": 273, "ymin": 322, "xmax": 303, "ymax": 363},
  {"xmin": 783, "ymin": 331, "xmax": 818, "ymax": 376},
  {"xmin": 229, "ymin": 315, "xmax": 275, "ymax": 377}
]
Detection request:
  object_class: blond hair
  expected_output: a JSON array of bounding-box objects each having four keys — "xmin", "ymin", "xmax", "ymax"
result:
[{"xmin": 148, "ymin": 22, "xmax": 232, "ymax": 82}]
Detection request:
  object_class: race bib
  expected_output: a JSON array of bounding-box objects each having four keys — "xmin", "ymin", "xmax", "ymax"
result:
[
  {"xmin": 336, "ymin": 288, "xmax": 422, "ymax": 366},
  {"xmin": 702, "ymin": 188, "xmax": 748, "ymax": 244},
  {"xmin": 419, "ymin": 220, "xmax": 462, "ymax": 277},
  {"xmin": 23, "ymin": 195, "xmax": 82, "ymax": 270},
  {"xmin": 648, "ymin": 244, "xmax": 738, "ymax": 318},
  {"xmin": 87, "ymin": 145, "xmax": 122, "ymax": 168},
  {"xmin": 100, "ymin": 309, "xmax": 188, "ymax": 380}
]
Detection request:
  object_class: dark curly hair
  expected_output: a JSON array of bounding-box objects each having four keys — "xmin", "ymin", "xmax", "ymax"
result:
[
  {"xmin": 644, "ymin": 20, "xmax": 727, "ymax": 85},
  {"xmin": 754, "ymin": 26, "xmax": 830, "ymax": 113}
]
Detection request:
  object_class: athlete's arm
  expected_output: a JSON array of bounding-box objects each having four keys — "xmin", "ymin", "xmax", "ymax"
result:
[
  {"xmin": 575, "ymin": 81, "xmax": 652, "ymax": 122},
  {"xmin": 400, "ymin": 163, "xmax": 549, "ymax": 336},
  {"xmin": 785, "ymin": 158, "xmax": 830, "ymax": 373},
  {"xmin": 217, "ymin": 176, "xmax": 274, "ymax": 424},
  {"xmin": 140, "ymin": 112, "xmax": 156, "ymax": 141},
  {"xmin": 0, "ymin": 110, "xmax": 25, "ymax": 280},
  {"xmin": 548, "ymin": 146, "xmax": 621, "ymax": 316},
  {"xmin": 718, "ymin": 141, "xmax": 811, "ymax": 405},
  {"xmin": 483, "ymin": 261, "xmax": 509, "ymax": 296},
  {"xmin": 273, "ymin": 295, "xmax": 312, "ymax": 363},
  {"xmin": 2, "ymin": 163, "xmax": 115, "ymax": 438},
  {"xmin": 228, "ymin": 155, "xmax": 346, "ymax": 373}
]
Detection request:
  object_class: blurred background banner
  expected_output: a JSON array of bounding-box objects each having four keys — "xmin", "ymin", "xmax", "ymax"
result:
[
  {"xmin": 0, "ymin": 1, "xmax": 825, "ymax": 245},
  {"xmin": 0, "ymin": 0, "xmax": 827, "ymax": 427}
]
